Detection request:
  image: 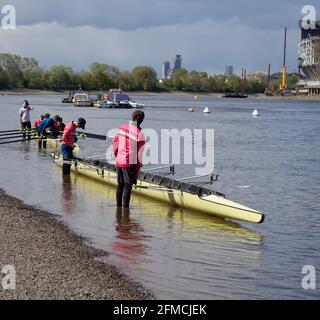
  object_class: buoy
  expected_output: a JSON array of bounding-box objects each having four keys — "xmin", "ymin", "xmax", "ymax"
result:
[
  {"xmin": 194, "ymin": 96, "xmax": 198, "ymax": 100},
  {"xmin": 188, "ymin": 107, "xmax": 195, "ymax": 112},
  {"xmin": 252, "ymin": 109, "xmax": 260, "ymax": 117},
  {"xmin": 203, "ymin": 107, "xmax": 210, "ymax": 114}
]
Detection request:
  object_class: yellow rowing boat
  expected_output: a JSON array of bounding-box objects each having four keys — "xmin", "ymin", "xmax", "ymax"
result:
[
  {"xmin": 37, "ymin": 137, "xmax": 80, "ymax": 152},
  {"xmin": 54, "ymin": 156, "xmax": 265, "ymax": 224}
]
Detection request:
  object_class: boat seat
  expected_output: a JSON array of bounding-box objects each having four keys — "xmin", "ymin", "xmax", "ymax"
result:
[
  {"xmin": 160, "ymin": 177, "xmax": 172, "ymax": 188},
  {"xmin": 199, "ymin": 188, "xmax": 213, "ymax": 197},
  {"xmin": 152, "ymin": 175, "xmax": 163, "ymax": 184},
  {"xmin": 179, "ymin": 182, "xmax": 191, "ymax": 192},
  {"xmin": 138, "ymin": 172, "xmax": 147, "ymax": 180},
  {"xmin": 187, "ymin": 185, "xmax": 202, "ymax": 195},
  {"xmin": 144, "ymin": 173, "xmax": 155, "ymax": 182},
  {"xmin": 170, "ymin": 180, "xmax": 182, "ymax": 189}
]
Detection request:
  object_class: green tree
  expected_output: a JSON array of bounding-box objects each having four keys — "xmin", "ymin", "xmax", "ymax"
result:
[
  {"xmin": 0, "ymin": 53, "xmax": 25, "ymax": 87},
  {"xmin": 47, "ymin": 65, "xmax": 74, "ymax": 90},
  {"xmin": 0, "ymin": 66, "xmax": 8, "ymax": 89},
  {"xmin": 90, "ymin": 63, "xmax": 119, "ymax": 90},
  {"xmin": 246, "ymin": 79, "xmax": 265, "ymax": 93},
  {"xmin": 117, "ymin": 71, "xmax": 134, "ymax": 91},
  {"xmin": 76, "ymin": 71, "xmax": 94, "ymax": 90},
  {"xmin": 171, "ymin": 68, "xmax": 188, "ymax": 90},
  {"xmin": 132, "ymin": 66, "xmax": 157, "ymax": 91},
  {"xmin": 224, "ymin": 75, "xmax": 241, "ymax": 93},
  {"xmin": 209, "ymin": 75, "xmax": 227, "ymax": 92}
]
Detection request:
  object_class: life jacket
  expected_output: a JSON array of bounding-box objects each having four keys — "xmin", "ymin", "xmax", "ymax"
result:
[{"xmin": 112, "ymin": 123, "xmax": 145, "ymax": 172}]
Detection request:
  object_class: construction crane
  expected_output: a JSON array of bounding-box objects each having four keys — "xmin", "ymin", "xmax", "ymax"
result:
[{"xmin": 279, "ymin": 27, "xmax": 287, "ymax": 92}]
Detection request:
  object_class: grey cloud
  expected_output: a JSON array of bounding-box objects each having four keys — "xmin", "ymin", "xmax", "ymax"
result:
[
  {"xmin": 0, "ymin": 19, "xmax": 301, "ymax": 75},
  {"xmin": 0, "ymin": 0, "xmax": 314, "ymax": 30}
]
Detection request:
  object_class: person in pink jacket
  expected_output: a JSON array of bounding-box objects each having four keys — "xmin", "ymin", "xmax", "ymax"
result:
[{"xmin": 112, "ymin": 110, "xmax": 145, "ymax": 209}]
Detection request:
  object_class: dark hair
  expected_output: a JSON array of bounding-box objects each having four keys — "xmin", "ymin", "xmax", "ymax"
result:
[
  {"xmin": 44, "ymin": 113, "xmax": 50, "ymax": 118},
  {"xmin": 40, "ymin": 115, "xmax": 45, "ymax": 120},
  {"xmin": 54, "ymin": 115, "xmax": 60, "ymax": 121},
  {"xmin": 132, "ymin": 110, "xmax": 145, "ymax": 126}
]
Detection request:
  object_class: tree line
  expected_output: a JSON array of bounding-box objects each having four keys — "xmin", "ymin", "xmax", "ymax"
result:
[{"xmin": 0, "ymin": 53, "xmax": 299, "ymax": 93}]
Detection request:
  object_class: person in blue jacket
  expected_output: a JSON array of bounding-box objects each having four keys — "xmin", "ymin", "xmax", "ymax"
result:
[{"xmin": 37, "ymin": 113, "xmax": 56, "ymax": 138}]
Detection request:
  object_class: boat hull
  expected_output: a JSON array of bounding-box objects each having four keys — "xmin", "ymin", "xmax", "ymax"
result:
[
  {"xmin": 74, "ymin": 100, "xmax": 93, "ymax": 107},
  {"xmin": 38, "ymin": 138, "xmax": 80, "ymax": 153},
  {"xmin": 55, "ymin": 158, "xmax": 264, "ymax": 224}
]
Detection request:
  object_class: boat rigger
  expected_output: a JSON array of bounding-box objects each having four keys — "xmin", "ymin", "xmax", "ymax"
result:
[{"xmin": 53, "ymin": 155, "xmax": 265, "ymax": 224}]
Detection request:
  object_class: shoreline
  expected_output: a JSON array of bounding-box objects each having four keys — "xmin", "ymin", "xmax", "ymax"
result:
[
  {"xmin": 0, "ymin": 189, "xmax": 153, "ymax": 300},
  {"xmin": 1, "ymin": 88, "xmax": 320, "ymax": 101}
]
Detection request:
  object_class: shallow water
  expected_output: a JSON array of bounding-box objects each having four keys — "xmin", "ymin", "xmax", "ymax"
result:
[{"xmin": 0, "ymin": 94, "xmax": 319, "ymax": 299}]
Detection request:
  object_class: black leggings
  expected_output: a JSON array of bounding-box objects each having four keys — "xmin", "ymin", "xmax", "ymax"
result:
[
  {"xmin": 21, "ymin": 122, "xmax": 31, "ymax": 139},
  {"xmin": 116, "ymin": 183, "xmax": 133, "ymax": 208}
]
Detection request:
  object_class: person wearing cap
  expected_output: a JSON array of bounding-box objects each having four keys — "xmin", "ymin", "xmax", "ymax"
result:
[
  {"xmin": 19, "ymin": 100, "xmax": 33, "ymax": 139},
  {"xmin": 61, "ymin": 118, "xmax": 86, "ymax": 175},
  {"xmin": 112, "ymin": 110, "xmax": 145, "ymax": 209}
]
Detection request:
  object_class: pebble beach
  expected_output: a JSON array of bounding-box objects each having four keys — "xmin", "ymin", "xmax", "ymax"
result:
[{"xmin": 0, "ymin": 190, "xmax": 152, "ymax": 300}]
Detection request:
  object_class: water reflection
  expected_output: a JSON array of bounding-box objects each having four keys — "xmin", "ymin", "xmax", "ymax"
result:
[
  {"xmin": 61, "ymin": 174, "xmax": 76, "ymax": 214},
  {"xmin": 62, "ymin": 171, "xmax": 264, "ymax": 299},
  {"xmin": 112, "ymin": 207, "xmax": 149, "ymax": 263}
]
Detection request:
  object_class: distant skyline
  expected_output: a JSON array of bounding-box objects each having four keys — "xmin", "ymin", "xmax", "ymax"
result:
[{"xmin": 0, "ymin": 0, "xmax": 317, "ymax": 76}]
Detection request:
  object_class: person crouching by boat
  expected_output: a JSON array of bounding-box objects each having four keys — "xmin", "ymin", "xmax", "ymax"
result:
[
  {"xmin": 37, "ymin": 113, "xmax": 56, "ymax": 138},
  {"xmin": 33, "ymin": 115, "xmax": 44, "ymax": 131},
  {"xmin": 54, "ymin": 115, "xmax": 65, "ymax": 137},
  {"xmin": 112, "ymin": 110, "xmax": 145, "ymax": 209},
  {"xmin": 19, "ymin": 100, "xmax": 33, "ymax": 139},
  {"xmin": 61, "ymin": 118, "xmax": 86, "ymax": 175}
]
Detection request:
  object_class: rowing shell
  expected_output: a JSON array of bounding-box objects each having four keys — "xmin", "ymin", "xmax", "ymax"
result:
[
  {"xmin": 38, "ymin": 138, "xmax": 80, "ymax": 153},
  {"xmin": 54, "ymin": 157, "xmax": 265, "ymax": 224}
]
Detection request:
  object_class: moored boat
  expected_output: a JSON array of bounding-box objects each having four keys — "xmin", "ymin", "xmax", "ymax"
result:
[
  {"xmin": 96, "ymin": 89, "xmax": 144, "ymax": 109},
  {"xmin": 73, "ymin": 89, "xmax": 93, "ymax": 107},
  {"xmin": 223, "ymin": 92, "xmax": 248, "ymax": 98}
]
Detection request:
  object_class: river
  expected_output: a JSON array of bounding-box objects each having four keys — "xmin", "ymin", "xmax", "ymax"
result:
[{"xmin": 0, "ymin": 93, "xmax": 319, "ymax": 299}]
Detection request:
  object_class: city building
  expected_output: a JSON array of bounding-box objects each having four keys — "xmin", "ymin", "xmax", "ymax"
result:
[
  {"xmin": 298, "ymin": 20, "xmax": 320, "ymax": 95},
  {"xmin": 161, "ymin": 55, "xmax": 183, "ymax": 79},
  {"xmin": 162, "ymin": 61, "xmax": 171, "ymax": 80},
  {"xmin": 225, "ymin": 65, "xmax": 234, "ymax": 76},
  {"xmin": 171, "ymin": 54, "xmax": 182, "ymax": 74}
]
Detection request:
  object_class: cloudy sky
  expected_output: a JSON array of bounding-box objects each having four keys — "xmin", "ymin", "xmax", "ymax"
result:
[{"xmin": 0, "ymin": 0, "xmax": 317, "ymax": 75}]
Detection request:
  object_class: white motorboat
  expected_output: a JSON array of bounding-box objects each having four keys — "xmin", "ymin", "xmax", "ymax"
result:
[
  {"xmin": 96, "ymin": 89, "xmax": 144, "ymax": 109},
  {"xmin": 73, "ymin": 89, "xmax": 93, "ymax": 107}
]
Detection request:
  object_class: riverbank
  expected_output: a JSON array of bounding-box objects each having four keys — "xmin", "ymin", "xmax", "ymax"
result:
[
  {"xmin": 1, "ymin": 88, "xmax": 320, "ymax": 101},
  {"xmin": 0, "ymin": 189, "xmax": 152, "ymax": 300}
]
